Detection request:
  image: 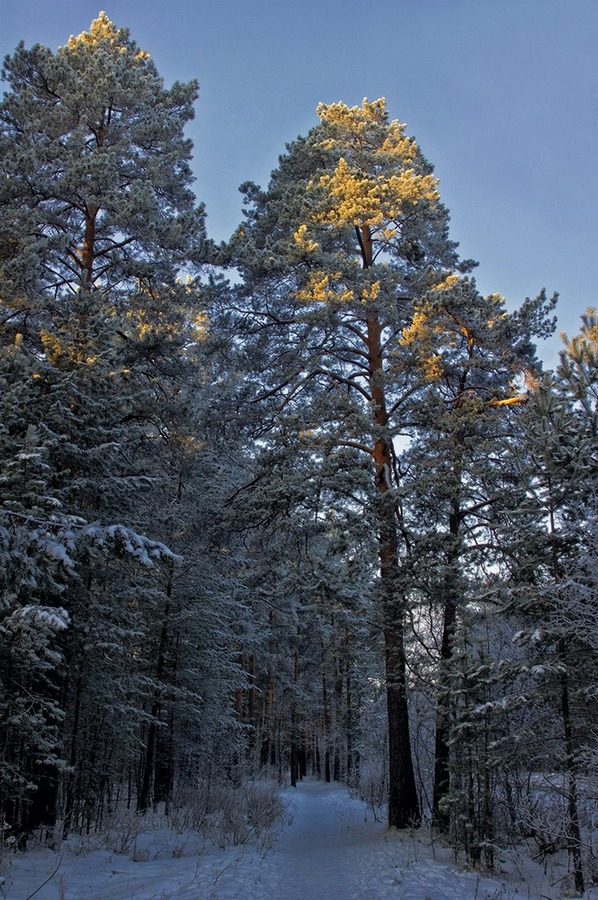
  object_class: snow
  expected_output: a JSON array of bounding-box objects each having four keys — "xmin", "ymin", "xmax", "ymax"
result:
[{"xmin": 3, "ymin": 781, "xmax": 597, "ymax": 899}]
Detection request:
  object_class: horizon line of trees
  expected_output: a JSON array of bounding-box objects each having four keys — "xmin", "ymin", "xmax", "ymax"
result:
[{"xmin": 0, "ymin": 14, "xmax": 595, "ymax": 892}]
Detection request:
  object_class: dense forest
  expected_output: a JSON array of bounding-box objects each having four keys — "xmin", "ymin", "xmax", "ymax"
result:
[{"xmin": 0, "ymin": 14, "xmax": 596, "ymax": 892}]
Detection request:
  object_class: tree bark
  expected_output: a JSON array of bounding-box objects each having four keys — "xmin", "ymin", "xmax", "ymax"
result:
[
  {"xmin": 432, "ymin": 500, "xmax": 460, "ymax": 830},
  {"xmin": 366, "ymin": 307, "xmax": 420, "ymax": 828},
  {"xmin": 559, "ymin": 645, "xmax": 585, "ymax": 895}
]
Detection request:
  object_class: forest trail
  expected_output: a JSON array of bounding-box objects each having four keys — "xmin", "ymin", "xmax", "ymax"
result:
[
  {"xmin": 251, "ymin": 779, "xmax": 392, "ymax": 899},
  {"xmin": 6, "ymin": 781, "xmax": 548, "ymax": 899},
  {"xmin": 220, "ymin": 780, "xmax": 503, "ymax": 900}
]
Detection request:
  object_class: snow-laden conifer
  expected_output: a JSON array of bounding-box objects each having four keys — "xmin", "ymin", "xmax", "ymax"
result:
[
  {"xmin": 219, "ymin": 98, "xmax": 473, "ymax": 828},
  {"xmin": 0, "ymin": 13, "xmax": 222, "ymax": 842}
]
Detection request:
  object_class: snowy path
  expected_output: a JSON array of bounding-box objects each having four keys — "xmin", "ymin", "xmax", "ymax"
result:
[
  {"xmin": 5, "ymin": 779, "xmax": 584, "ymax": 899},
  {"xmin": 246, "ymin": 780, "xmax": 397, "ymax": 899},
  {"xmin": 240, "ymin": 780, "xmax": 511, "ymax": 900}
]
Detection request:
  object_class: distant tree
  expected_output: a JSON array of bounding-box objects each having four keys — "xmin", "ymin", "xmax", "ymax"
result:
[{"xmin": 225, "ymin": 456, "xmax": 375, "ymax": 787}]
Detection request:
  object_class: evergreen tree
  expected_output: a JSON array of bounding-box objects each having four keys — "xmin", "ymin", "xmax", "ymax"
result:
[
  {"xmin": 0, "ymin": 13, "xmax": 211, "ymax": 840},
  {"xmin": 494, "ymin": 310, "xmax": 598, "ymax": 892},
  {"xmin": 220, "ymin": 98, "xmax": 472, "ymax": 827},
  {"xmin": 397, "ymin": 280, "xmax": 556, "ymax": 829},
  {"xmin": 0, "ymin": 11, "xmax": 204, "ymax": 296}
]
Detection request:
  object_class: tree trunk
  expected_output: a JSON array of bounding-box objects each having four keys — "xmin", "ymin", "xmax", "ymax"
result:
[
  {"xmin": 548, "ymin": 486, "xmax": 584, "ymax": 894},
  {"xmin": 138, "ymin": 598, "xmax": 171, "ymax": 812},
  {"xmin": 560, "ymin": 648, "xmax": 585, "ymax": 895},
  {"xmin": 345, "ymin": 638, "xmax": 355, "ymax": 782},
  {"xmin": 432, "ymin": 500, "xmax": 460, "ymax": 830},
  {"xmin": 366, "ymin": 307, "xmax": 420, "ymax": 828},
  {"xmin": 62, "ymin": 667, "xmax": 84, "ymax": 837},
  {"xmin": 81, "ymin": 205, "xmax": 98, "ymax": 284},
  {"xmin": 380, "ymin": 503, "xmax": 420, "ymax": 827},
  {"xmin": 321, "ymin": 643, "xmax": 331, "ymax": 782}
]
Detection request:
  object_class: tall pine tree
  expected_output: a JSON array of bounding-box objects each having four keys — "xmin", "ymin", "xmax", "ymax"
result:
[
  {"xmin": 0, "ymin": 13, "xmax": 210, "ymax": 840},
  {"xmin": 219, "ymin": 99, "xmax": 472, "ymax": 827}
]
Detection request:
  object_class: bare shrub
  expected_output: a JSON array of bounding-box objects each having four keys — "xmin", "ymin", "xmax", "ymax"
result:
[
  {"xmin": 356, "ymin": 760, "xmax": 387, "ymax": 822},
  {"xmin": 170, "ymin": 778, "xmax": 285, "ymax": 850},
  {"xmin": 103, "ymin": 806, "xmax": 153, "ymax": 857}
]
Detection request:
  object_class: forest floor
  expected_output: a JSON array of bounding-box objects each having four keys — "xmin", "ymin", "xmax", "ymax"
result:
[{"xmin": 3, "ymin": 780, "xmax": 597, "ymax": 899}]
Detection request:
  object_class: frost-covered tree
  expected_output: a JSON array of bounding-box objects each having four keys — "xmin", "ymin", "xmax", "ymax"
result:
[
  {"xmin": 0, "ymin": 11, "xmax": 205, "ymax": 297},
  {"xmin": 397, "ymin": 280, "xmax": 556, "ymax": 829},
  {"xmin": 494, "ymin": 310, "xmax": 598, "ymax": 892},
  {"xmin": 219, "ymin": 98, "xmax": 473, "ymax": 827},
  {"xmin": 0, "ymin": 13, "xmax": 215, "ymax": 841}
]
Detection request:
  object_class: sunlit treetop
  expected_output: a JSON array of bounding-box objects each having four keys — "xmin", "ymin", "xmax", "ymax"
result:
[
  {"xmin": 67, "ymin": 12, "xmax": 124, "ymax": 48},
  {"xmin": 231, "ymin": 96, "xmax": 465, "ymax": 310},
  {"xmin": 286, "ymin": 99, "xmax": 455, "ymax": 307},
  {"xmin": 316, "ymin": 98, "xmax": 417, "ymax": 165},
  {"xmin": 306, "ymin": 99, "xmax": 439, "ymax": 236},
  {"xmin": 65, "ymin": 12, "xmax": 150, "ymax": 60},
  {"xmin": 0, "ymin": 11, "xmax": 204, "ymax": 296}
]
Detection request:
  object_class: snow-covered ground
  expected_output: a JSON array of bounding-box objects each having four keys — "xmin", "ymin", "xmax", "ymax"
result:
[{"xmin": 2, "ymin": 780, "xmax": 596, "ymax": 899}]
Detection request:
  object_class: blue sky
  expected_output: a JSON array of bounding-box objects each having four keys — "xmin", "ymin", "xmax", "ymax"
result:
[{"xmin": 2, "ymin": 0, "xmax": 596, "ymax": 364}]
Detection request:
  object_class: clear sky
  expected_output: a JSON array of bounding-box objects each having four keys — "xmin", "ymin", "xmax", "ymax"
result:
[{"xmin": 2, "ymin": 0, "xmax": 596, "ymax": 365}]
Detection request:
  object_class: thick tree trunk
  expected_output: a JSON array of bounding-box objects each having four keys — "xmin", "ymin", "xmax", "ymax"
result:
[
  {"xmin": 379, "ymin": 496, "xmax": 421, "ymax": 827},
  {"xmin": 366, "ymin": 308, "xmax": 420, "ymax": 828},
  {"xmin": 431, "ymin": 611, "xmax": 454, "ymax": 830}
]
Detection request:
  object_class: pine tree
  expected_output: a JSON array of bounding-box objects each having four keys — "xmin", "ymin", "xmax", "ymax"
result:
[
  {"xmin": 0, "ymin": 12, "xmax": 204, "ymax": 296},
  {"xmin": 397, "ymin": 280, "xmax": 556, "ymax": 829},
  {"xmin": 499, "ymin": 311, "xmax": 598, "ymax": 892},
  {"xmin": 220, "ymin": 99, "xmax": 472, "ymax": 827},
  {"xmin": 0, "ymin": 13, "xmax": 210, "ymax": 840}
]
